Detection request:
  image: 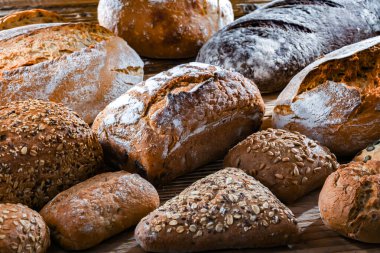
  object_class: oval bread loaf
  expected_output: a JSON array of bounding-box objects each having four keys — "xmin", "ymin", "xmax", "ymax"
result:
[
  {"xmin": 93, "ymin": 63, "xmax": 265, "ymax": 185},
  {"xmin": 40, "ymin": 171, "xmax": 159, "ymax": 250}
]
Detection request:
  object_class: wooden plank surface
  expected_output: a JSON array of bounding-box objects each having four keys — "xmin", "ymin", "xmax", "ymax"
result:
[{"xmin": 1, "ymin": 1, "xmax": 379, "ymax": 252}]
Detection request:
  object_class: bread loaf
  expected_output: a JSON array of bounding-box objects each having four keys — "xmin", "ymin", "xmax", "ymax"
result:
[
  {"xmin": 273, "ymin": 36, "xmax": 380, "ymax": 157},
  {"xmin": 0, "ymin": 9, "xmax": 65, "ymax": 30},
  {"xmin": 93, "ymin": 63, "xmax": 265, "ymax": 185},
  {"xmin": 0, "ymin": 22, "xmax": 144, "ymax": 123},
  {"xmin": 354, "ymin": 139, "xmax": 380, "ymax": 163},
  {"xmin": 40, "ymin": 171, "xmax": 159, "ymax": 250},
  {"xmin": 0, "ymin": 100, "xmax": 103, "ymax": 209},
  {"xmin": 319, "ymin": 161, "xmax": 380, "ymax": 243},
  {"xmin": 197, "ymin": 0, "xmax": 380, "ymax": 93},
  {"xmin": 98, "ymin": 0, "xmax": 234, "ymax": 58},
  {"xmin": 224, "ymin": 128, "xmax": 339, "ymax": 203},
  {"xmin": 135, "ymin": 168, "xmax": 298, "ymax": 252},
  {"xmin": 0, "ymin": 203, "xmax": 50, "ymax": 253}
]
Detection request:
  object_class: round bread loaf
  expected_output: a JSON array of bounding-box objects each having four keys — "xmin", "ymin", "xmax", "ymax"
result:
[
  {"xmin": 0, "ymin": 100, "xmax": 103, "ymax": 209},
  {"xmin": 0, "ymin": 203, "xmax": 50, "ymax": 253},
  {"xmin": 224, "ymin": 128, "xmax": 339, "ymax": 203},
  {"xmin": 319, "ymin": 161, "xmax": 380, "ymax": 243},
  {"xmin": 354, "ymin": 139, "xmax": 380, "ymax": 163},
  {"xmin": 98, "ymin": 0, "xmax": 234, "ymax": 59}
]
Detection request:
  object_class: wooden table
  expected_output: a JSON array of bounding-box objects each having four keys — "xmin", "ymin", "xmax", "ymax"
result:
[{"xmin": 1, "ymin": 1, "xmax": 379, "ymax": 252}]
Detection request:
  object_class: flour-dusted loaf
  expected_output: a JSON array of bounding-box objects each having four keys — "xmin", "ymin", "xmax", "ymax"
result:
[
  {"xmin": 0, "ymin": 9, "xmax": 65, "ymax": 31},
  {"xmin": 98, "ymin": 0, "xmax": 234, "ymax": 58},
  {"xmin": 0, "ymin": 203, "xmax": 50, "ymax": 253},
  {"xmin": 135, "ymin": 168, "xmax": 298, "ymax": 252},
  {"xmin": 224, "ymin": 128, "xmax": 339, "ymax": 203},
  {"xmin": 319, "ymin": 161, "xmax": 380, "ymax": 243},
  {"xmin": 197, "ymin": 0, "xmax": 380, "ymax": 93},
  {"xmin": 40, "ymin": 171, "xmax": 159, "ymax": 250},
  {"xmin": 273, "ymin": 36, "xmax": 380, "ymax": 157},
  {"xmin": 93, "ymin": 63, "xmax": 265, "ymax": 185},
  {"xmin": 354, "ymin": 139, "xmax": 380, "ymax": 163},
  {"xmin": 0, "ymin": 22, "xmax": 143, "ymax": 123},
  {"xmin": 0, "ymin": 100, "xmax": 103, "ymax": 209}
]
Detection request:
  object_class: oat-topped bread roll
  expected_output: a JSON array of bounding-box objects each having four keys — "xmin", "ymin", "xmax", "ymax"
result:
[
  {"xmin": 354, "ymin": 139, "xmax": 380, "ymax": 163},
  {"xmin": 0, "ymin": 22, "xmax": 143, "ymax": 123},
  {"xmin": 224, "ymin": 128, "xmax": 339, "ymax": 203},
  {"xmin": 93, "ymin": 63, "xmax": 265, "ymax": 185},
  {"xmin": 135, "ymin": 168, "xmax": 298, "ymax": 252},
  {"xmin": 0, "ymin": 9, "xmax": 65, "ymax": 31},
  {"xmin": 319, "ymin": 161, "xmax": 380, "ymax": 243},
  {"xmin": 273, "ymin": 36, "xmax": 380, "ymax": 157},
  {"xmin": 197, "ymin": 0, "xmax": 380, "ymax": 93},
  {"xmin": 0, "ymin": 100, "xmax": 103, "ymax": 209},
  {"xmin": 98, "ymin": 0, "xmax": 234, "ymax": 59},
  {"xmin": 40, "ymin": 171, "xmax": 159, "ymax": 250},
  {"xmin": 0, "ymin": 203, "xmax": 50, "ymax": 253}
]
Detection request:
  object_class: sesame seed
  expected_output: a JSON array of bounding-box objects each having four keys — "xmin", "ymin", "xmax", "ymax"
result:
[
  {"xmin": 169, "ymin": 220, "xmax": 178, "ymax": 226},
  {"xmin": 293, "ymin": 167, "xmax": 300, "ymax": 176},
  {"xmin": 275, "ymin": 174, "xmax": 284, "ymax": 179},
  {"xmin": 215, "ymin": 223, "xmax": 223, "ymax": 232},
  {"xmin": 189, "ymin": 224, "xmax": 197, "ymax": 233},
  {"xmin": 226, "ymin": 214, "xmax": 233, "ymax": 225},
  {"xmin": 21, "ymin": 147, "xmax": 28, "ymax": 155},
  {"xmin": 252, "ymin": 205, "xmax": 260, "ymax": 214},
  {"xmin": 176, "ymin": 226, "xmax": 184, "ymax": 233}
]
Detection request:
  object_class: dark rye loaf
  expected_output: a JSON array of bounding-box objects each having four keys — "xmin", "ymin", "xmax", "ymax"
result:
[{"xmin": 197, "ymin": 0, "xmax": 380, "ymax": 93}]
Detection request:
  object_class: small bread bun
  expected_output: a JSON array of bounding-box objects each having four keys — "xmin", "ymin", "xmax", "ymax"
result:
[
  {"xmin": 354, "ymin": 139, "xmax": 380, "ymax": 162},
  {"xmin": 0, "ymin": 100, "xmax": 103, "ymax": 209},
  {"xmin": 0, "ymin": 203, "xmax": 50, "ymax": 253}
]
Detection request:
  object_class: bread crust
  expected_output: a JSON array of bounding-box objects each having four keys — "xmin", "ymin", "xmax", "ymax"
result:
[
  {"xmin": 319, "ymin": 161, "xmax": 380, "ymax": 243},
  {"xmin": 354, "ymin": 139, "xmax": 380, "ymax": 163},
  {"xmin": 98, "ymin": 0, "xmax": 234, "ymax": 58},
  {"xmin": 273, "ymin": 36, "xmax": 380, "ymax": 157},
  {"xmin": 93, "ymin": 63, "xmax": 265, "ymax": 185},
  {"xmin": 40, "ymin": 171, "xmax": 159, "ymax": 250}
]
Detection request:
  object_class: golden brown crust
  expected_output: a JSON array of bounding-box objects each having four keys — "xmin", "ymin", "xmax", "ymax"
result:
[
  {"xmin": 354, "ymin": 139, "xmax": 380, "ymax": 162},
  {"xmin": 0, "ymin": 203, "xmax": 50, "ymax": 253},
  {"xmin": 98, "ymin": 0, "xmax": 234, "ymax": 58},
  {"xmin": 135, "ymin": 168, "xmax": 299, "ymax": 252},
  {"xmin": 319, "ymin": 161, "xmax": 380, "ymax": 243},
  {"xmin": 0, "ymin": 9, "xmax": 65, "ymax": 31},
  {"xmin": 92, "ymin": 63, "xmax": 265, "ymax": 185},
  {"xmin": 0, "ymin": 100, "xmax": 103, "ymax": 209},
  {"xmin": 224, "ymin": 128, "xmax": 339, "ymax": 203},
  {"xmin": 40, "ymin": 171, "xmax": 159, "ymax": 250}
]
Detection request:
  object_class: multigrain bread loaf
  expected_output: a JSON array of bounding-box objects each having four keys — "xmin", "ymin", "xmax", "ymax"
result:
[
  {"xmin": 0, "ymin": 100, "xmax": 103, "ymax": 210},
  {"xmin": 224, "ymin": 128, "xmax": 339, "ymax": 203},
  {"xmin": 40, "ymin": 171, "xmax": 159, "ymax": 250},
  {"xmin": 197, "ymin": 0, "xmax": 380, "ymax": 93},
  {"xmin": 93, "ymin": 63, "xmax": 265, "ymax": 185},
  {"xmin": 0, "ymin": 203, "xmax": 50, "ymax": 253},
  {"xmin": 0, "ymin": 9, "xmax": 65, "ymax": 30},
  {"xmin": 135, "ymin": 168, "xmax": 298, "ymax": 252},
  {"xmin": 0, "ymin": 22, "xmax": 143, "ymax": 123},
  {"xmin": 319, "ymin": 161, "xmax": 380, "ymax": 243},
  {"xmin": 354, "ymin": 139, "xmax": 380, "ymax": 163},
  {"xmin": 98, "ymin": 0, "xmax": 234, "ymax": 58},
  {"xmin": 273, "ymin": 36, "xmax": 380, "ymax": 157}
]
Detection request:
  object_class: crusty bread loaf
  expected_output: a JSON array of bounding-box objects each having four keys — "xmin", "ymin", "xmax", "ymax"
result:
[
  {"xmin": 354, "ymin": 139, "xmax": 380, "ymax": 163},
  {"xmin": 93, "ymin": 62, "xmax": 265, "ymax": 185},
  {"xmin": 0, "ymin": 22, "xmax": 144, "ymax": 123},
  {"xmin": 197, "ymin": 0, "xmax": 380, "ymax": 93},
  {"xmin": 0, "ymin": 9, "xmax": 65, "ymax": 31},
  {"xmin": 0, "ymin": 203, "xmax": 50, "ymax": 253},
  {"xmin": 319, "ymin": 161, "xmax": 380, "ymax": 243},
  {"xmin": 224, "ymin": 128, "xmax": 339, "ymax": 203},
  {"xmin": 40, "ymin": 171, "xmax": 159, "ymax": 250},
  {"xmin": 135, "ymin": 168, "xmax": 298, "ymax": 252},
  {"xmin": 98, "ymin": 0, "xmax": 234, "ymax": 58},
  {"xmin": 273, "ymin": 36, "xmax": 380, "ymax": 157},
  {"xmin": 0, "ymin": 100, "xmax": 103, "ymax": 209}
]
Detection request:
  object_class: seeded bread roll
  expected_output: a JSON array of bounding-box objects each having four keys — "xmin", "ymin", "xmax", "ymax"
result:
[
  {"xmin": 98, "ymin": 0, "xmax": 234, "ymax": 59},
  {"xmin": 40, "ymin": 171, "xmax": 159, "ymax": 250},
  {"xmin": 0, "ymin": 9, "xmax": 65, "ymax": 31},
  {"xmin": 224, "ymin": 128, "xmax": 338, "ymax": 203},
  {"xmin": 93, "ymin": 63, "xmax": 265, "ymax": 185},
  {"xmin": 0, "ymin": 22, "xmax": 143, "ymax": 123},
  {"xmin": 135, "ymin": 168, "xmax": 298, "ymax": 252},
  {"xmin": 0, "ymin": 203, "xmax": 50, "ymax": 253},
  {"xmin": 354, "ymin": 139, "xmax": 380, "ymax": 163},
  {"xmin": 0, "ymin": 100, "xmax": 103, "ymax": 210},
  {"xmin": 319, "ymin": 161, "xmax": 380, "ymax": 243}
]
